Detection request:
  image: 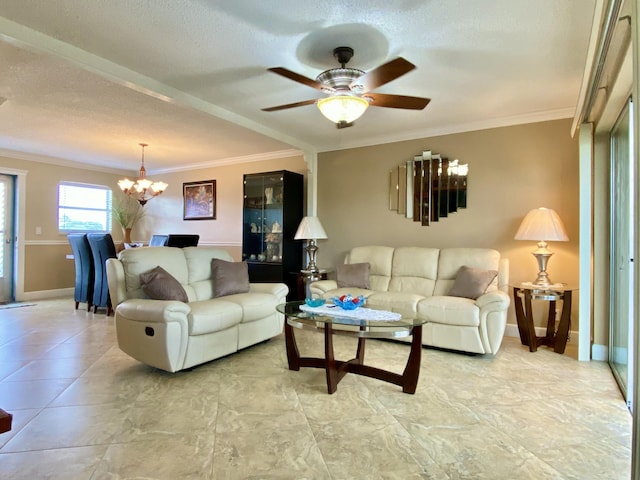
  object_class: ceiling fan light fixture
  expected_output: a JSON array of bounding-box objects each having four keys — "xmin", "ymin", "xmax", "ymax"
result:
[{"xmin": 317, "ymin": 95, "xmax": 369, "ymax": 124}]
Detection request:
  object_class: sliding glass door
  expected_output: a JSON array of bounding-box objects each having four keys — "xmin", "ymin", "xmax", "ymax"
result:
[{"xmin": 610, "ymin": 98, "xmax": 634, "ymax": 411}]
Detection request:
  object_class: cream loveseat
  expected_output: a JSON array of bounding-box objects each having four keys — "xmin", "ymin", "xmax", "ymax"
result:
[
  {"xmin": 106, "ymin": 246, "xmax": 287, "ymax": 372},
  {"xmin": 310, "ymin": 246, "xmax": 510, "ymax": 355}
]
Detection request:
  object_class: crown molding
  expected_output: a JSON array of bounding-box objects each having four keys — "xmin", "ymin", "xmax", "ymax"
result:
[
  {"xmin": 318, "ymin": 108, "xmax": 576, "ymax": 152},
  {"xmin": 155, "ymin": 149, "xmax": 303, "ymax": 173},
  {"xmin": 0, "ymin": 147, "xmax": 304, "ymax": 175}
]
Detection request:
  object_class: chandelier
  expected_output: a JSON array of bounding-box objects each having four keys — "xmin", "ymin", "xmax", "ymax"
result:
[{"xmin": 117, "ymin": 143, "xmax": 168, "ymax": 206}]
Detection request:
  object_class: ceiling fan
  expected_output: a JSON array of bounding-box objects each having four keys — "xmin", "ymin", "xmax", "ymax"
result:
[{"xmin": 262, "ymin": 46, "xmax": 431, "ymax": 129}]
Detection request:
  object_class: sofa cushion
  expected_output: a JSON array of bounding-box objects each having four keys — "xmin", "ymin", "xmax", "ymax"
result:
[
  {"xmin": 337, "ymin": 262, "xmax": 370, "ymax": 289},
  {"xmin": 433, "ymin": 248, "xmax": 501, "ymax": 296},
  {"xmin": 388, "ymin": 247, "xmax": 439, "ymax": 296},
  {"xmin": 365, "ymin": 291, "xmax": 426, "ymax": 318},
  {"xmin": 346, "ymin": 246, "xmax": 394, "ymax": 291},
  {"xmin": 139, "ymin": 266, "xmax": 188, "ymax": 302},
  {"xmin": 221, "ymin": 292, "xmax": 280, "ymax": 323},
  {"xmin": 448, "ymin": 266, "xmax": 498, "ymax": 300},
  {"xmin": 211, "ymin": 259, "xmax": 250, "ymax": 297},
  {"xmin": 188, "ymin": 299, "xmax": 243, "ymax": 335},
  {"xmin": 183, "ymin": 247, "xmax": 234, "ymax": 283},
  {"xmin": 118, "ymin": 247, "xmax": 189, "ymax": 299},
  {"xmin": 417, "ymin": 296, "xmax": 480, "ymax": 327}
]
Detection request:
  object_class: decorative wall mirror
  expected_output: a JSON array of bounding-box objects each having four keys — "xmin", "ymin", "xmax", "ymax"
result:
[{"xmin": 389, "ymin": 150, "xmax": 467, "ymax": 226}]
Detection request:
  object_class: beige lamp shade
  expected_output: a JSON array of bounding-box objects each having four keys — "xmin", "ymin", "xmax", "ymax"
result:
[
  {"xmin": 294, "ymin": 216, "xmax": 327, "ymax": 273},
  {"xmin": 515, "ymin": 207, "xmax": 568, "ymax": 287},
  {"xmin": 294, "ymin": 216, "xmax": 328, "ymax": 240},
  {"xmin": 514, "ymin": 207, "xmax": 569, "ymax": 242}
]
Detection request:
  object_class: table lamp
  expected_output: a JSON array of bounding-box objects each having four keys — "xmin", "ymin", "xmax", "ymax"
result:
[
  {"xmin": 514, "ymin": 207, "xmax": 569, "ymax": 287},
  {"xmin": 294, "ymin": 216, "xmax": 328, "ymax": 274}
]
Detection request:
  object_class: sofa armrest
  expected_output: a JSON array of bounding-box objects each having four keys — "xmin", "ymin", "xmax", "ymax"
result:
[
  {"xmin": 106, "ymin": 258, "xmax": 127, "ymax": 307},
  {"xmin": 475, "ymin": 290, "xmax": 510, "ymax": 309},
  {"xmin": 116, "ymin": 299, "xmax": 192, "ymax": 323},
  {"xmin": 475, "ymin": 290, "xmax": 511, "ymax": 354},
  {"xmin": 309, "ymin": 279, "xmax": 338, "ymax": 297},
  {"xmin": 249, "ymin": 283, "xmax": 289, "ymax": 300}
]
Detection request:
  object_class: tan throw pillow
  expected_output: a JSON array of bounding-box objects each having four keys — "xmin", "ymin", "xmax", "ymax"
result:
[
  {"xmin": 448, "ymin": 265, "xmax": 498, "ymax": 300},
  {"xmin": 211, "ymin": 258, "xmax": 250, "ymax": 297},
  {"xmin": 139, "ymin": 266, "xmax": 188, "ymax": 302},
  {"xmin": 337, "ymin": 262, "xmax": 371, "ymax": 289}
]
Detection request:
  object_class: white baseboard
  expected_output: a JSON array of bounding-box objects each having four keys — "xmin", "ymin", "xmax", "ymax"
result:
[
  {"xmin": 17, "ymin": 288, "xmax": 73, "ymax": 302},
  {"xmin": 504, "ymin": 323, "xmax": 578, "ymax": 345},
  {"xmin": 591, "ymin": 344, "xmax": 608, "ymax": 361}
]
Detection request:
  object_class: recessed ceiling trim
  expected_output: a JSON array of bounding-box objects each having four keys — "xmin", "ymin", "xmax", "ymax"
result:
[
  {"xmin": 0, "ymin": 147, "xmax": 130, "ymax": 175},
  {"xmin": 156, "ymin": 148, "xmax": 304, "ymax": 173},
  {"xmin": 317, "ymin": 107, "xmax": 576, "ymax": 152},
  {"xmin": 0, "ymin": 145, "xmax": 304, "ymax": 175},
  {"xmin": 0, "ymin": 15, "xmax": 317, "ymax": 154}
]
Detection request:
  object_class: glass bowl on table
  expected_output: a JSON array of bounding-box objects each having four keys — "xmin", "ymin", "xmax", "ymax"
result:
[
  {"xmin": 304, "ymin": 298, "xmax": 325, "ymax": 308},
  {"xmin": 330, "ymin": 294, "xmax": 365, "ymax": 310}
]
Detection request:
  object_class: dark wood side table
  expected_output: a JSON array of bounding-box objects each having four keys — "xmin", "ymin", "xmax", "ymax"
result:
[
  {"xmin": 512, "ymin": 283, "xmax": 575, "ymax": 354},
  {"xmin": 296, "ymin": 269, "xmax": 328, "ymax": 300}
]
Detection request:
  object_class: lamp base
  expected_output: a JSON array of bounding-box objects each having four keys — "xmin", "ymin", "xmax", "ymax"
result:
[
  {"xmin": 531, "ymin": 244, "xmax": 553, "ymax": 287},
  {"xmin": 531, "ymin": 270, "xmax": 553, "ymax": 287},
  {"xmin": 305, "ymin": 240, "xmax": 320, "ymax": 274}
]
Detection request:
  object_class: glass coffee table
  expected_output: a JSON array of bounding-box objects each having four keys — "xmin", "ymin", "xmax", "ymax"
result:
[{"xmin": 276, "ymin": 301, "xmax": 427, "ymax": 394}]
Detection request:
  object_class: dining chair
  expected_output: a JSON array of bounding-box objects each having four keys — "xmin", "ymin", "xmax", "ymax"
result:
[
  {"xmin": 67, "ymin": 233, "xmax": 94, "ymax": 311},
  {"xmin": 86, "ymin": 233, "xmax": 117, "ymax": 315}
]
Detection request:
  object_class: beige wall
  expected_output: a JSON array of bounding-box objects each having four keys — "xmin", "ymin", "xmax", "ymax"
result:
[
  {"xmin": 315, "ymin": 118, "xmax": 580, "ymax": 330},
  {"xmin": 0, "ymin": 156, "xmax": 125, "ymax": 293},
  {"xmin": 3, "ymin": 154, "xmax": 306, "ymax": 294},
  {"xmin": 130, "ymin": 156, "xmax": 307, "ymax": 259}
]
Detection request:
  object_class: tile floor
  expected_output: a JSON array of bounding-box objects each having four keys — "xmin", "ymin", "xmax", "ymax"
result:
[{"xmin": 0, "ymin": 298, "xmax": 633, "ymax": 479}]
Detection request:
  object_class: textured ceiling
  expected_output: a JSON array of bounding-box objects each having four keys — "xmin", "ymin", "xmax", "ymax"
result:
[{"xmin": 0, "ymin": 0, "xmax": 598, "ymax": 174}]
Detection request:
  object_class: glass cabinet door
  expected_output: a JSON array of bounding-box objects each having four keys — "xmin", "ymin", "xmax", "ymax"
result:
[{"xmin": 243, "ymin": 173, "xmax": 284, "ymax": 264}]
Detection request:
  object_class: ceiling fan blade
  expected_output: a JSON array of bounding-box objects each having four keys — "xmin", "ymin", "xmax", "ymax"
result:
[
  {"xmin": 351, "ymin": 57, "xmax": 416, "ymax": 93},
  {"xmin": 261, "ymin": 99, "xmax": 318, "ymax": 112},
  {"xmin": 267, "ymin": 67, "xmax": 333, "ymax": 92},
  {"xmin": 364, "ymin": 93, "xmax": 431, "ymax": 110}
]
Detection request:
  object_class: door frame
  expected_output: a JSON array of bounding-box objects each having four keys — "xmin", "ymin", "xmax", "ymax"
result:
[{"xmin": 0, "ymin": 166, "xmax": 27, "ymax": 301}]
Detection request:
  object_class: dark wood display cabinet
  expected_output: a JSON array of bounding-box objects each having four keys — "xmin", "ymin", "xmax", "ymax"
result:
[{"xmin": 242, "ymin": 170, "xmax": 303, "ymax": 299}]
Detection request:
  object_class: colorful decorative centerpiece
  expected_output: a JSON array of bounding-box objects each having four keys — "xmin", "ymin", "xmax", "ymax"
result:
[
  {"xmin": 304, "ymin": 298, "xmax": 325, "ymax": 308},
  {"xmin": 330, "ymin": 294, "xmax": 365, "ymax": 310}
]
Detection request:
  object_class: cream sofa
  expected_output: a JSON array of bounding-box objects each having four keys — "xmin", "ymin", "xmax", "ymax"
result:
[
  {"xmin": 106, "ymin": 246, "xmax": 288, "ymax": 372},
  {"xmin": 309, "ymin": 246, "xmax": 510, "ymax": 354}
]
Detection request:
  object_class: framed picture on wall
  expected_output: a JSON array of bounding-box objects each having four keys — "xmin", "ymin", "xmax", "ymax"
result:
[{"xmin": 183, "ymin": 180, "xmax": 216, "ymax": 220}]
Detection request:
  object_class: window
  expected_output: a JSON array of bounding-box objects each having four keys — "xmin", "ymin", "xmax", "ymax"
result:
[{"xmin": 58, "ymin": 182, "xmax": 112, "ymax": 232}]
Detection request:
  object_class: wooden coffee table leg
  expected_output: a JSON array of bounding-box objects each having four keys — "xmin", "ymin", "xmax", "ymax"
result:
[
  {"xmin": 284, "ymin": 320, "xmax": 300, "ymax": 371},
  {"xmin": 356, "ymin": 325, "xmax": 366, "ymax": 363},
  {"xmin": 402, "ymin": 325, "xmax": 423, "ymax": 394},
  {"xmin": 324, "ymin": 324, "xmax": 338, "ymax": 394}
]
